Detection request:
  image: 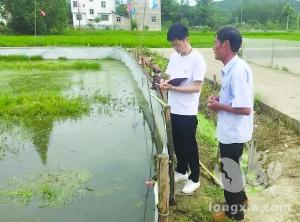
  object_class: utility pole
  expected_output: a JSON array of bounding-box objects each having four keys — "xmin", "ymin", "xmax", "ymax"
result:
[
  {"xmin": 77, "ymin": 0, "xmax": 81, "ymax": 30},
  {"xmin": 297, "ymin": 14, "xmax": 299, "ymax": 31},
  {"xmin": 240, "ymin": 5, "xmax": 243, "ymax": 25},
  {"xmin": 34, "ymin": 0, "xmax": 37, "ymax": 46},
  {"xmin": 240, "ymin": 0, "xmax": 244, "ymax": 26}
]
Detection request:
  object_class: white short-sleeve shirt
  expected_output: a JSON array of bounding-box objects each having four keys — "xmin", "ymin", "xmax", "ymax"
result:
[
  {"xmin": 166, "ymin": 50, "xmax": 206, "ymax": 115},
  {"xmin": 217, "ymin": 55, "xmax": 254, "ymax": 144}
]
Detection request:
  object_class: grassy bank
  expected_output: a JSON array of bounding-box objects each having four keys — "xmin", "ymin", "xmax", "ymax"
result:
[{"xmin": 0, "ymin": 31, "xmax": 299, "ymax": 48}]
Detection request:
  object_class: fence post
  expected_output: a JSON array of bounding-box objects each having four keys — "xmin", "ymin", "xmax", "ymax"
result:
[
  {"xmin": 157, "ymin": 154, "xmax": 170, "ymax": 222},
  {"xmin": 165, "ymin": 106, "xmax": 176, "ymax": 205}
]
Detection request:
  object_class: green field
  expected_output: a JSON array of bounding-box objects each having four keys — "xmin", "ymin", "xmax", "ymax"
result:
[{"xmin": 0, "ymin": 30, "xmax": 299, "ymax": 48}]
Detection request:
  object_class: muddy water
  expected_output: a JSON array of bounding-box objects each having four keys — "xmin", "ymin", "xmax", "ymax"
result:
[{"xmin": 0, "ymin": 60, "xmax": 155, "ymax": 222}]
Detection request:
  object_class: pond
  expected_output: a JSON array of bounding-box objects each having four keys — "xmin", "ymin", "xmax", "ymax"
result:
[{"xmin": 0, "ymin": 59, "xmax": 156, "ymax": 222}]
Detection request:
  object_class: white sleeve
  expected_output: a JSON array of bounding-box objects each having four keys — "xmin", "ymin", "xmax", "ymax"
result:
[
  {"xmin": 192, "ymin": 54, "xmax": 206, "ymax": 82},
  {"xmin": 231, "ymin": 70, "xmax": 252, "ymax": 108},
  {"xmin": 166, "ymin": 54, "xmax": 173, "ymax": 76}
]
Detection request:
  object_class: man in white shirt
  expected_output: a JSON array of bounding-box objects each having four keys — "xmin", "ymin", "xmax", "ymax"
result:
[
  {"xmin": 208, "ymin": 26, "xmax": 253, "ymax": 221},
  {"xmin": 160, "ymin": 23, "xmax": 206, "ymax": 194}
]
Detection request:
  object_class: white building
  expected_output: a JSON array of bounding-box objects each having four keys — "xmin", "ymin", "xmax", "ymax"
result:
[
  {"xmin": 70, "ymin": 0, "xmax": 161, "ymax": 30},
  {"xmin": 71, "ymin": 0, "xmax": 131, "ymax": 30}
]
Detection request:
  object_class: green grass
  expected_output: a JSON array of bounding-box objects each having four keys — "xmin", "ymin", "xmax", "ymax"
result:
[
  {"xmin": 197, "ymin": 113, "xmax": 218, "ymax": 149},
  {"xmin": 0, "ymin": 169, "xmax": 92, "ymax": 207},
  {"xmin": 0, "ymin": 93, "xmax": 89, "ymax": 120},
  {"xmin": 0, "ymin": 30, "xmax": 298, "ymax": 48},
  {"xmin": 0, "ymin": 55, "xmax": 43, "ymax": 61},
  {"xmin": 0, "ymin": 60, "xmax": 101, "ymax": 71}
]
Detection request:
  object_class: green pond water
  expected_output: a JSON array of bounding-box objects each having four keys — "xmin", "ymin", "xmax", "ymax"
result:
[{"xmin": 0, "ymin": 60, "xmax": 156, "ymax": 222}]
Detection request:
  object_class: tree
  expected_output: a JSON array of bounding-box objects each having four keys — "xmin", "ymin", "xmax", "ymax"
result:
[
  {"xmin": 116, "ymin": 0, "xmax": 128, "ymax": 16},
  {"xmin": 194, "ymin": 0, "xmax": 216, "ymax": 28},
  {"xmin": 161, "ymin": 0, "xmax": 180, "ymax": 25},
  {"xmin": 0, "ymin": 0, "xmax": 68, "ymax": 34},
  {"xmin": 280, "ymin": 3, "xmax": 297, "ymax": 30}
]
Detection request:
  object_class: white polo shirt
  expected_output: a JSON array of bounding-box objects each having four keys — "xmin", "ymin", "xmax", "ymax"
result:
[{"xmin": 166, "ymin": 49, "xmax": 206, "ymax": 115}]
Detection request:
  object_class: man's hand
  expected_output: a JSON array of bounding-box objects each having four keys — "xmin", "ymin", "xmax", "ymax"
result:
[
  {"xmin": 160, "ymin": 82, "xmax": 173, "ymax": 92},
  {"xmin": 208, "ymin": 95, "xmax": 219, "ymax": 103},
  {"xmin": 207, "ymin": 99, "xmax": 222, "ymax": 111},
  {"xmin": 157, "ymin": 79, "xmax": 173, "ymax": 92}
]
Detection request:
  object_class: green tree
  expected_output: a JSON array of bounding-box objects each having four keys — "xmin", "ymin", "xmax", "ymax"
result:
[
  {"xmin": 116, "ymin": 0, "xmax": 128, "ymax": 16},
  {"xmin": 161, "ymin": 0, "xmax": 180, "ymax": 25},
  {"xmin": 194, "ymin": 0, "xmax": 216, "ymax": 28},
  {"xmin": 0, "ymin": 0, "xmax": 68, "ymax": 34},
  {"xmin": 280, "ymin": 3, "xmax": 297, "ymax": 30}
]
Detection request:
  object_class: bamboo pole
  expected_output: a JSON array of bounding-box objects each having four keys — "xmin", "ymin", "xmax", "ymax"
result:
[
  {"xmin": 157, "ymin": 154, "xmax": 169, "ymax": 222},
  {"xmin": 199, "ymin": 161, "xmax": 223, "ymax": 188},
  {"xmin": 165, "ymin": 106, "xmax": 175, "ymax": 205}
]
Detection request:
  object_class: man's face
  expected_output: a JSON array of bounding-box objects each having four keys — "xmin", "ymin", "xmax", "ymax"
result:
[
  {"xmin": 170, "ymin": 38, "xmax": 188, "ymax": 54},
  {"xmin": 213, "ymin": 37, "xmax": 228, "ymax": 61}
]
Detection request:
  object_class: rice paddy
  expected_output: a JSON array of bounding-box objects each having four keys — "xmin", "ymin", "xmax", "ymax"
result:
[{"xmin": 0, "ymin": 30, "xmax": 299, "ymax": 48}]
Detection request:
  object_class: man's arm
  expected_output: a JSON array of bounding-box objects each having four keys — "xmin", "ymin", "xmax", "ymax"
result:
[
  {"xmin": 160, "ymin": 80, "xmax": 202, "ymax": 93},
  {"xmin": 208, "ymin": 100, "xmax": 251, "ymax": 116}
]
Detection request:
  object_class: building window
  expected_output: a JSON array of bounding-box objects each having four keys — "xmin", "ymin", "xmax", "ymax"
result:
[
  {"xmin": 76, "ymin": 14, "xmax": 82, "ymax": 20},
  {"xmin": 73, "ymin": 1, "xmax": 78, "ymax": 7},
  {"xmin": 101, "ymin": 14, "xmax": 109, "ymax": 21},
  {"xmin": 89, "ymin": 19, "xmax": 93, "ymax": 22},
  {"xmin": 116, "ymin": 17, "xmax": 121, "ymax": 22},
  {"xmin": 101, "ymin": 1, "xmax": 106, "ymax": 8},
  {"xmin": 90, "ymin": 9, "xmax": 94, "ymax": 15},
  {"xmin": 151, "ymin": 16, "xmax": 156, "ymax": 22}
]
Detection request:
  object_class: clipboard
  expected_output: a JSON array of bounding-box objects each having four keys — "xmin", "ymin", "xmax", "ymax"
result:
[{"xmin": 168, "ymin": 78, "xmax": 187, "ymax": 86}]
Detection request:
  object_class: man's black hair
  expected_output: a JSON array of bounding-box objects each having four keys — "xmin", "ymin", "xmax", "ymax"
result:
[
  {"xmin": 167, "ymin": 23, "xmax": 189, "ymax": 41},
  {"xmin": 216, "ymin": 26, "xmax": 242, "ymax": 52}
]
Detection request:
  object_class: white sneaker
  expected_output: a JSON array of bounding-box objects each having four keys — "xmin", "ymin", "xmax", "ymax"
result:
[
  {"xmin": 182, "ymin": 179, "xmax": 200, "ymax": 194},
  {"xmin": 174, "ymin": 171, "xmax": 188, "ymax": 182}
]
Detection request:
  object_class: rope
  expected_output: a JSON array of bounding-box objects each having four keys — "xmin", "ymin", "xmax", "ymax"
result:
[{"xmin": 158, "ymin": 211, "xmax": 169, "ymax": 217}]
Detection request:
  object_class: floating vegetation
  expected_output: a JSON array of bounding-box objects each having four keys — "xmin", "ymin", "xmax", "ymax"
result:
[{"xmin": 0, "ymin": 169, "xmax": 93, "ymax": 207}]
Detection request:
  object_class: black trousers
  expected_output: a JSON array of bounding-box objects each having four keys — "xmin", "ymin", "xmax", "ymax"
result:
[
  {"xmin": 171, "ymin": 113, "xmax": 200, "ymax": 183},
  {"xmin": 219, "ymin": 143, "xmax": 248, "ymax": 221}
]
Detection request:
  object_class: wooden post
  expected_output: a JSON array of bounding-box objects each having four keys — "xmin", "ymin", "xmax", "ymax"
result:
[
  {"xmin": 248, "ymin": 139, "xmax": 257, "ymax": 171},
  {"xmin": 157, "ymin": 154, "xmax": 169, "ymax": 222},
  {"xmin": 165, "ymin": 106, "xmax": 176, "ymax": 205},
  {"xmin": 213, "ymin": 74, "xmax": 217, "ymax": 90}
]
